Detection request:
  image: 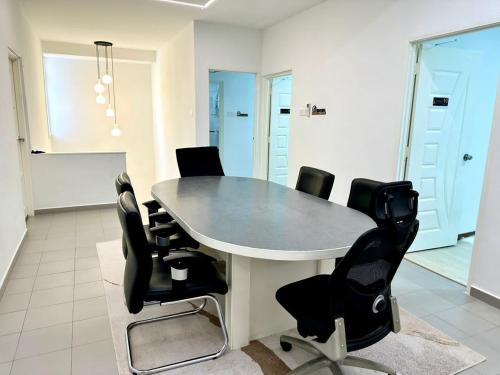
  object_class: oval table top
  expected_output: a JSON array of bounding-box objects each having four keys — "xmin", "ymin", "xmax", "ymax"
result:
[{"xmin": 151, "ymin": 176, "xmax": 376, "ymax": 261}]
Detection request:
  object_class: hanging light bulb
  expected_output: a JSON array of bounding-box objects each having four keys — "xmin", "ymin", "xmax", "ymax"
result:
[
  {"xmin": 106, "ymin": 105, "xmax": 115, "ymax": 117},
  {"xmin": 96, "ymin": 94, "xmax": 106, "ymax": 104},
  {"xmin": 102, "ymin": 74, "xmax": 113, "ymax": 85},
  {"xmin": 111, "ymin": 123, "xmax": 121, "ymax": 137},
  {"xmin": 94, "ymin": 80, "xmax": 105, "ymax": 94}
]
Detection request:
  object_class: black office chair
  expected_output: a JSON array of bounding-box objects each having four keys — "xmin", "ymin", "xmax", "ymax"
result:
[
  {"xmin": 176, "ymin": 146, "xmax": 225, "ymax": 177},
  {"xmin": 118, "ymin": 191, "xmax": 229, "ymax": 374},
  {"xmin": 295, "ymin": 166, "xmax": 335, "ymax": 200},
  {"xmin": 115, "ymin": 172, "xmax": 173, "ymax": 227},
  {"xmin": 115, "ymin": 173, "xmax": 199, "ymax": 259},
  {"xmin": 276, "ymin": 218, "xmax": 419, "ymax": 375},
  {"xmin": 347, "ymin": 178, "xmax": 419, "ymax": 246}
]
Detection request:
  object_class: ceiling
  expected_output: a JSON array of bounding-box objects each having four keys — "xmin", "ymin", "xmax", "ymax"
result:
[{"xmin": 20, "ymin": 0, "xmax": 325, "ymax": 50}]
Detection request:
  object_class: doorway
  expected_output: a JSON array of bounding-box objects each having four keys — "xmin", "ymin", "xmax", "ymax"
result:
[
  {"xmin": 208, "ymin": 70, "xmax": 256, "ymax": 177},
  {"xmin": 267, "ymin": 74, "xmax": 292, "ymax": 186},
  {"xmin": 402, "ymin": 26, "xmax": 500, "ymax": 284},
  {"xmin": 9, "ymin": 51, "xmax": 32, "ymax": 218}
]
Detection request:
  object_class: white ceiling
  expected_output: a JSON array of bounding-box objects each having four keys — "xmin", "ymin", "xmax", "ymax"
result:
[{"xmin": 20, "ymin": 0, "xmax": 325, "ymax": 50}]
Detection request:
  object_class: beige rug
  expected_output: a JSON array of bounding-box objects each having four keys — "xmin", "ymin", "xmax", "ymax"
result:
[{"xmin": 97, "ymin": 240, "xmax": 485, "ymax": 375}]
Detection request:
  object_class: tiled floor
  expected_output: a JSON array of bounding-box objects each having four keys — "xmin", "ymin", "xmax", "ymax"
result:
[
  {"xmin": 0, "ymin": 208, "xmax": 120, "ymax": 375},
  {"xmin": 405, "ymin": 236, "xmax": 474, "ymax": 285},
  {"xmin": 0, "ymin": 208, "xmax": 499, "ymax": 375}
]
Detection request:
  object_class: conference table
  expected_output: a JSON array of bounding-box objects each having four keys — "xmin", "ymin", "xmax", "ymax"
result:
[{"xmin": 152, "ymin": 176, "xmax": 375, "ymax": 349}]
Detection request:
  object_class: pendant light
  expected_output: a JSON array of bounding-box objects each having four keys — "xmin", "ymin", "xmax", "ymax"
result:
[{"xmin": 94, "ymin": 41, "xmax": 121, "ymax": 136}]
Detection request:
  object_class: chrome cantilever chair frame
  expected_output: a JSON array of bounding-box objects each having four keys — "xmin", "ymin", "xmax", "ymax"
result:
[
  {"xmin": 280, "ymin": 296, "xmax": 401, "ymax": 375},
  {"xmin": 125, "ymin": 294, "xmax": 228, "ymax": 375}
]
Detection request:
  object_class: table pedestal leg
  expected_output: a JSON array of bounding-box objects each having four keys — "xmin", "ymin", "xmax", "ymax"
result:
[{"xmin": 225, "ymin": 254, "xmax": 251, "ymax": 350}]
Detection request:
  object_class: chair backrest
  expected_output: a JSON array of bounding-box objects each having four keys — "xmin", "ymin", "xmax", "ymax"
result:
[
  {"xmin": 347, "ymin": 179, "xmax": 418, "ymax": 242},
  {"xmin": 176, "ymin": 147, "xmax": 225, "ymax": 177},
  {"xmin": 117, "ymin": 192, "xmax": 152, "ymax": 314},
  {"xmin": 295, "ymin": 166, "xmax": 335, "ymax": 200},
  {"xmin": 115, "ymin": 172, "xmax": 134, "ymax": 195},
  {"xmin": 330, "ymin": 220, "xmax": 419, "ymax": 350}
]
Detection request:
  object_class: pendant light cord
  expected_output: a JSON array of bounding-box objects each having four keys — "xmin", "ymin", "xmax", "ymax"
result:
[
  {"xmin": 111, "ymin": 45, "xmax": 117, "ymax": 124},
  {"xmin": 95, "ymin": 44, "xmax": 101, "ymax": 79}
]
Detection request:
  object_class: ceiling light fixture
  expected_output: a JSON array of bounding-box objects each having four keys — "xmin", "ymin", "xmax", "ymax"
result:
[
  {"xmin": 94, "ymin": 41, "xmax": 121, "ymax": 136},
  {"xmin": 157, "ymin": 0, "xmax": 217, "ymax": 9}
]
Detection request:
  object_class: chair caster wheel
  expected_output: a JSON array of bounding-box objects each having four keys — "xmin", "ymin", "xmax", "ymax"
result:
[{"xmin": 280, "ymin": 341, "xmax": 292, "ymax": 352}]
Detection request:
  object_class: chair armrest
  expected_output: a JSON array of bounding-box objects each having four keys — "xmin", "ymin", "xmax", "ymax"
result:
[
  {"xmin": 149, "ymin": 211, "xmax": 174, "ymax": 224},
  {"xmin": 143, "ymin": 200, "xmax": 162, "ymax": 211},
  {"xmin": 149, "ymin": 224, "xmax": 178, "ymax": 238}
]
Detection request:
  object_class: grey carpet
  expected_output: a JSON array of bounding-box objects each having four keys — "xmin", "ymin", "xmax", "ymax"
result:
[{"xmin": 97, "ymin": 240, "xmax": 484, "ymax": 375}]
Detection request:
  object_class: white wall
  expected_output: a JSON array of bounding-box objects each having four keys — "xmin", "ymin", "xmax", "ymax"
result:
[
  {"xmin": 31, "ymin": 152, "xmax": 126, "ymax": 209},
  {"xmin": 261, "ymin": 0, "xmax": 500, "ymax": 204},
  {"xmin": 44, "ymin": 55, "xmax": 156, "ymax": 206},
  {"xmin": 469, "ymin": 78, "xmax": 500, "ymax": 300},
  {"xmin": 210, "ymin": 71, "xmax": 256, "ymax": 177},
  {"xmin": 153, "ymin": 23, "xmax": 197, "ymax": 180},
  {"xmin": 0, "ymin": 0, "xmax": 49, "ymax": 285},
  {"xmin": 194, "ymin": 21, "xmax": 262, "ymax": 147}
]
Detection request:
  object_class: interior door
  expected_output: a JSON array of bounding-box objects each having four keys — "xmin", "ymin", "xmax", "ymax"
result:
[
  {"xmin": 268, "ymin": 75, "xmax": 292, "ymax": 186},
  {"xmin": 9, "ymin": 57, "xmax": 30, "ymax": 217},
  {"xmin": 407, "ymin": 46, "xmax": 476, "ymax": 251}
]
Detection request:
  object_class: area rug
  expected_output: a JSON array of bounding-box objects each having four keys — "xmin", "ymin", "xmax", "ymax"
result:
[{"xmin": 97, "ymin": 240, "xmax": 485, "ymax": 375}]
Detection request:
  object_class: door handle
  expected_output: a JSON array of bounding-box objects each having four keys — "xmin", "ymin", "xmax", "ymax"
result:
[
  {"xmin": 17, "ymin": 137, "xmax": 25, "ymax": 143},
  {"xmin": 463, "ymin": 153, "xmax": 473, "ymax": 161}
]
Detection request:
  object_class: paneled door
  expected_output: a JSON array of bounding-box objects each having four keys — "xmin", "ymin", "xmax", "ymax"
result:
[
  {"xmin": 407, "ymin": 46, "xmax": 476, "ymax": 251},
  {"xmin": 268, "ymin": 75, "xmax": 292, "ymax": 186}
]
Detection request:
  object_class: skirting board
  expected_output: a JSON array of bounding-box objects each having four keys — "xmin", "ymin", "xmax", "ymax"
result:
[
  {"xmin": 34, "ymin": 202, "xmax": 116, "ymax": 215},
  {"xmin": 470, "ymin": 286, "xmax": 500, "ymax": 310},
  {"xmin": 0, "ymin": 228, "xmax": 27, "ymax": 298}
]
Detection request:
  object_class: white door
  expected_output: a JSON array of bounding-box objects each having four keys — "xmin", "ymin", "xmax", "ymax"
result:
[
  {"xmin": 268, "ymin": 75, "xmax": 292, "ymax": 186},
  {"xmin": 9, "ymin": 57, "xmax": 30, "ymax": 217},
  {"xmin": 407, "ymin": 46, "xmax": 477, "ymax": 251}
]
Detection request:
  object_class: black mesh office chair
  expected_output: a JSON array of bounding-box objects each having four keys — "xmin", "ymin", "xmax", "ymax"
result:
[
  {"xmin": 118, "ymin": 192, "xmax": 228, "ymax": 374},
  {"xmin": 295, "ymin": 166, "xmax": 335, "ymax": 200},
  {"xmin": 347, "ymin": 178, "xmax": 419, "ymax": 246},
  {"xmin": 176, "ymin": 146, "xmax": 225, "ymax": 177},
  {"xmin": 276, "ymin": 219, "xmax": 419, "ymax": 375}
]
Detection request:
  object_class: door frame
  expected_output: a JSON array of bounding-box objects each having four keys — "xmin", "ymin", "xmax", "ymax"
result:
[
  {"xmin": 398, "ymin": 23, "xmax": 500, "ymax": 290},
  {"xmin": 8, "ymin": 48, "xmax": 34, "ymax": 217},
  {"xmin": 398, "ymin": 21, "xmax": 500, "ymax": 180},
  {"xmin": 207, "ymin": 68, "xmax": 261, "ymax": 177},
  {"xmin": 255, "ymin": 70, "xmax": 293, "ymax": 181}
]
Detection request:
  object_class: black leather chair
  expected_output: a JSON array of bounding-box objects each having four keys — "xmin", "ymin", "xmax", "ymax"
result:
[
  {"xmin": 115, "ymin": 173, "xmax": 199, "ymax": 259},
  {"xmin": 295, "ymin": 166, "xmax": 335, "ymax": 200},
  {"xmin": 118, "ymin": 191, "xmax": 229, "ymax": 374},
  {"xmin": 276, "ymin": 218, "xmax": 419, "ymax": 375},
  {"xmin": 115, "ymin": 172, "xmax": 173, "ymax": 227},
  {"xmin": 176, "ymin": 146, "xmax": 225, "ymax": 177}
]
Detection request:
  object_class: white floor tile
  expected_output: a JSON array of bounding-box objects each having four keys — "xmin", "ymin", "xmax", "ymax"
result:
[
  {"xmin": 23, "ymin": 302, "xmax": 73, "ymax": 331},
  {"xmin": 72, "ymin": 316, "xmax": 111, "ymax": 346},
  {"xmin": 0, "ymin": 292, "xmax": 31, "ymax": 314},
  {"xmin": 29, "ymin": 285, "xmax": 74, "ymax": 308},
  {"xmin": 72, "ymin": 339, "xmax": 118, "ymax": 375},
  {"xmin": 16, "ymin": 323, "xmax": 72, "ymax": 359},
  {"xmin": 34, "ymin": 272, "xmax": 74, "ymax": 291},
  {"xmin": 10, "ymin": 348, "xmax": 71, "ymax": 375},
  {"xmin": 73, "ymin": 296, "xmax": 107, "ymax": 321}
]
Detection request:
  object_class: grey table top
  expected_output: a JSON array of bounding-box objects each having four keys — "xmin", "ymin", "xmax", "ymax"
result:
[{"xmin": 151, "ymin": 176, "xmax": 376, "ymax": 261}]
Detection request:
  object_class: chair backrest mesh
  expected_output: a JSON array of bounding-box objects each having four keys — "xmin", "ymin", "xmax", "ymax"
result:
[
  {"xmin": 117, "ymin": 192, "xmax": 152, "ymax": 314},
  {"xmin": 331, "ymin": 221, "xmax": 419, "ymax": 346},
  {"xmin": 176, "ymin": 147, "xmax": 225, "ymax": 177}
]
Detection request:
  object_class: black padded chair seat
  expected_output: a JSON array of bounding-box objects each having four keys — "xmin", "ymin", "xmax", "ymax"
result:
[
  {"xmin": 276, "ymin": 275, "xmax": 335, "ymax": 343},
  {"xmin": 146, "ymin": 259, "xmax": 228, "ymax": 303}
]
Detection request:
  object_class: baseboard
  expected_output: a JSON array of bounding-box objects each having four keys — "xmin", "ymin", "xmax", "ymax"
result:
[
  {"xmin": 0, "ymin": 228, "xmax": 28, "ymax": 298},
  {"xmin": 34, "ymin": 202, "xmax": 116, "ymax": 215},
  {"xmin": 470, "ymin": 286, "xmax": 500, "ymax": 310}
]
